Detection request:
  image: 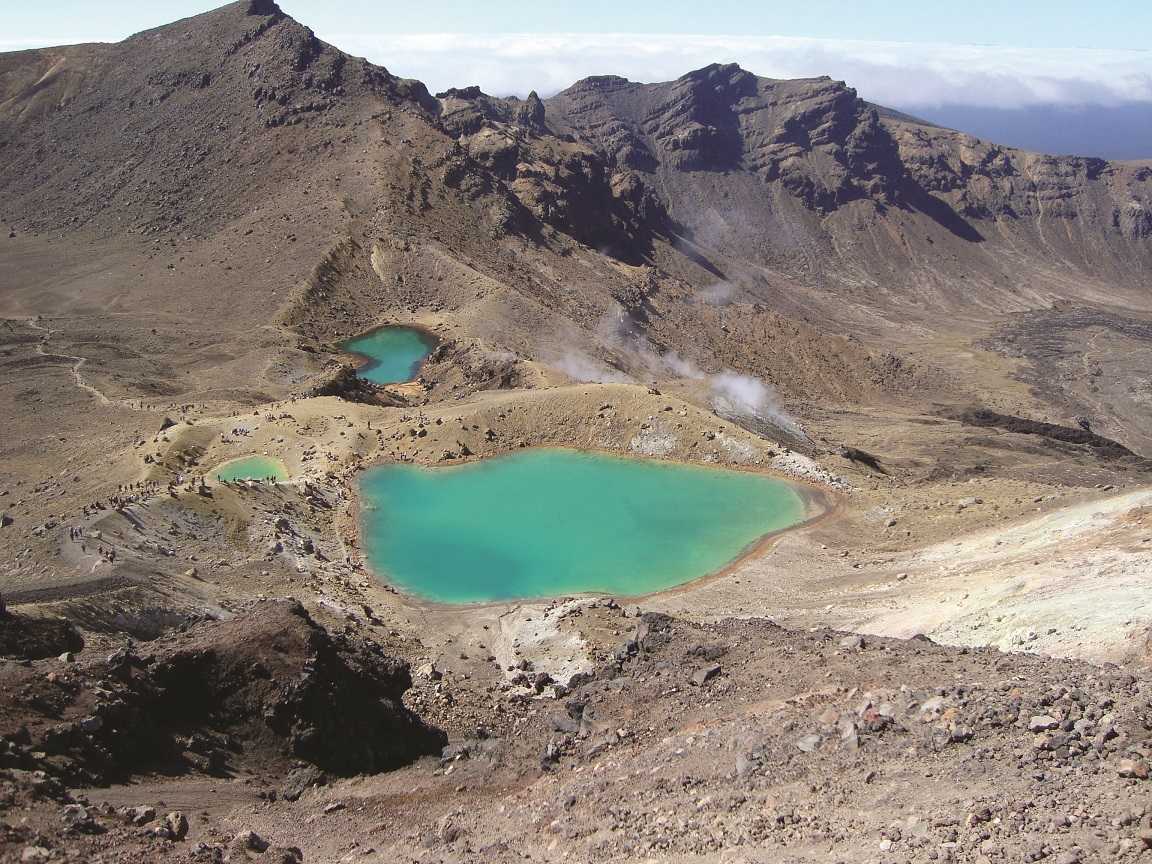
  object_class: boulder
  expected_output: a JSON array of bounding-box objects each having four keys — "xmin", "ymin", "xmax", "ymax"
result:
[
  {"xmin": 232, "ymin": 830, "xmax": 270, "ymax": 852},
  {"xmin": 282, "ymin": 764, "xmax": 326, "ymax": 802},
  {"xmin": 126, "ymin": 805, "xmax": 156, "ymax": 826},
  {"xmin": 164, "ymin": 810, "xmax": 189, "ymax": 840},
  {"xmin": 692, "ymin": 664, "xmax": 722, "ymax": 686},
  {"xmin": 1118, "ymin": 759, "xmax": 1150, "ymax": 780},
  {"xmin": 796, "ymin": 734, "xmax": 822, "ymax": 753}
]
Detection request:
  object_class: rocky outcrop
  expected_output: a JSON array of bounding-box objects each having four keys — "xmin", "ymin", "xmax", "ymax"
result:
[
  {"xmin": 307, "ymin": 365, "xmax": 389, "ymax": 403},
  {"xmin": 0, "ymin": 601, "xmax": 444, "ymax": 785},
  {"xmin": 0, "ymin": 612, "xmax": 84, "ymax": 661},
  {"xmin": 435, "ymin": 86, "xmax": 547, "ymax": 138},
  {"xmin": 433, "ymin": 83, "xmax": 670, "ymax": 259},
  {"xmin": 544, "ymin": 63, "xmax": 1152, "ymax": 266},
  {"xmin": 517, "ymin": 90, "xmax": 547, "ymax": 132},
  {"xmin": 948, "ymin": 408, "xmax": 1150, "ymax": 464},
  {"xmin": 546, "ymin": 66, "xmax": 907, "ymax": 211}
]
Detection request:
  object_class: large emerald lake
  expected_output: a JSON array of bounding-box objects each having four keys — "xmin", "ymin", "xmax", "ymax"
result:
[
  {"xmin": 358, "ymin": 449, "xmax": 808, "ymax": 604},
  {"xmin": 342, "ymin": 326, "xmax": 436, "ymax": 385}
]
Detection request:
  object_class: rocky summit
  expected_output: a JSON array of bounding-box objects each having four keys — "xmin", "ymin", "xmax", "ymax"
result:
[{"xmin": 0, "ymin": 1, "xmax": 1150, "ymax": 861}]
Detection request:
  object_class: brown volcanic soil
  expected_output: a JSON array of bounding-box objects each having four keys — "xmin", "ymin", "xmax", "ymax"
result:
[
  {"xmin": 5, "ymin": 607, "xmax": 1152, "ymax": 863},
  {"xmin": 2, "ymin": 1, "xmax": 1152, "ymax": 861}
]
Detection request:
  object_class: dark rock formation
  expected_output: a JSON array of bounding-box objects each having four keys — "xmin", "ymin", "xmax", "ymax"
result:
[
  {"xmin": 544, "ymin": 62, "xmax": 1151, "ymax": 274},
  {"xmin": 0, "ymin": 612, "xmax": 84, "ymax": 661},
  {"xmin": 949, "ymin": 408, "xmax": 1148, "ymax": 463},
  {"xmin": 308, "ymin": 365, "xmax": 390, "ymax": 404},
  {"xmin": 0, "ymin": 601, "xmax": 444, "ymax": 785}
]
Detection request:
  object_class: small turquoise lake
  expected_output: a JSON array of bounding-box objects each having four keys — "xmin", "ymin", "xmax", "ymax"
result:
[
  {"xmin": 213, "ymin": 455, "xmax": 287, "ymax": 483},
  {"xmin": 342, "ymin": 326, "xmax": 436, "ymax": 385},
  {"xmin": 359, "ymin": 449, "xmax": 809, "ymax": 604}
]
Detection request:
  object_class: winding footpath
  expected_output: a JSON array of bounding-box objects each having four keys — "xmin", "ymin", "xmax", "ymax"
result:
[{"xmin": 27, "ymin": 316, "xmax": 146, "ymax": 410}]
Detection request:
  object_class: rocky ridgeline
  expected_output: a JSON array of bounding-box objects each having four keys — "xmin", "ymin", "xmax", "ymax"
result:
[
  {"xmin": 0, "ymin": 1, "xmax": 436, "ymax": 237},
  {"xmin": 543, "ymin": 61, "xmax": 1151, "ymax": 235},
  {"xmin": 2, "ymin": 0, "xmax": 1148, "ymax": 286}
]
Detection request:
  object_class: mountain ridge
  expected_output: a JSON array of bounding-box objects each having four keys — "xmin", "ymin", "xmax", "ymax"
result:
[
  {"xmin": 0, "ymin": 0, "xmax": 1150, "ymax": 450},
  {"xmin": 2, "ymin": 2, "xmax": 1148, "ymax": 245}
]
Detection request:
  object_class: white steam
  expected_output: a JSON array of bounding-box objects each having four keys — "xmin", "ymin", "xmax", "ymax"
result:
[
  {"xmin": 552, "ymin": 350, "xmax": 634, "ymax": 384},
  {"xmin": 697, "ymin": 281, "xmax": 736, "ymax": 306},
  {"xmin": 551, "ymin": 305, "xmax": 806, "ymax": 439},
  {"xmin": 708, "ymin": 372, "xmax": 806, "ymax": 439}
]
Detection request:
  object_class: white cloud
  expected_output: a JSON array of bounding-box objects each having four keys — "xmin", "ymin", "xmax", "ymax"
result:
[{"xmin": 319, "ymin": 31, "xmax": 1152, "ymax": 109}]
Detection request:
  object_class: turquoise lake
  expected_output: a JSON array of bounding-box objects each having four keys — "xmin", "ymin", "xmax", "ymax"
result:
[
  {"xmin": 359, "ymin": 449, "xmax": 808, "ymax": 604},
  {"xmin": 213, "ymin": 455, "xmax": 287, "ymax": 483},
  {"xmin": 342, "ymin": 326, "xmax": 436, "ymax": 385}
]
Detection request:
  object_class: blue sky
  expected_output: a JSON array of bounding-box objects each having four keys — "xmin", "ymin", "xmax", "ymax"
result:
[
  {"xmin": 3, "ymin": 1, "xmax": 1151, "ymax": 49},
  {"xmin": 2, "ymin": 1, "xmax": 1150, "ymax": 116},
  {"xmin": 299, "ymin": 1, "xmax": 1151, "ymax": 49}
]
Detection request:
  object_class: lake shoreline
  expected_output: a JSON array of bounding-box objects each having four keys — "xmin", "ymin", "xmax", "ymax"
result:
[
  {"xmin": 339, "ymin": 323, "xmax": 439, "ymax": 385},
  {"xmin": 354, "ymin": 447, "xmax": 831, "ymax": 609}
]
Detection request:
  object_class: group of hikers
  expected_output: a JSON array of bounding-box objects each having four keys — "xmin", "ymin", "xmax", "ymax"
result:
[
  {"xmin": 80, "ymin": 477, "xmax": 215, "ymax": 517},
  {"xmin": 217, "ymin": 475, "xmax": 280, "ymax": 485},
  {"xmin": 81, "ymin": 480, "xmax": 163, "ymax": 516},
  {"xmin": 65, "ymin": 524, "xmax": 117, "ymax": 563}
]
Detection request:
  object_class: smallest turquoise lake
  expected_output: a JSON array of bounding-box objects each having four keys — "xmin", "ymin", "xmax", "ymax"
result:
[
  {"xmin": 342, "ymin": 326, "xmax": 436, "ymax": 385},
  {"xmin": 359, "ymin": 449, "xmax": 809, "ymax": 604},
  {"xmin": 214, "ymin": 455, "xmax": 288, "ymax": 483}
]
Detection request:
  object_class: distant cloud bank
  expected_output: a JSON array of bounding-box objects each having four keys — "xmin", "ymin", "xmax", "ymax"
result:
[{"xmin": 323, "ymin": 31, "xmax": 1152, "ymax": 110}]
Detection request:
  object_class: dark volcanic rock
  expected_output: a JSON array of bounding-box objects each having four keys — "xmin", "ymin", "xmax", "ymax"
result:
[
  {"xmin": 949, "ymin": 408, "xmax": 1149, "ymax": 463},
  {"xmin": 0, "ymin": 601, "xmax": 444, "ymax": 784},
  {"xmin": 146, "ymin": 600, "xmax": 445, "ymax": 775},
  {"xmin": 245, "ymin": 0, "xmax": 282, "ymax": 14},
  {"xmin": 0, "ymin": 611, "xmax": 84, "ymax": 661},
  {"xmin": 547, "ymin": 66, "xmax": 905, "ymax": 208},
  {"xmin": 308, "ymin": 365, "xmax": 391, "ymax": 404},
  {"xmin": 544, "ymin": 62, "xmax": 1151, "ymax": 275}
]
